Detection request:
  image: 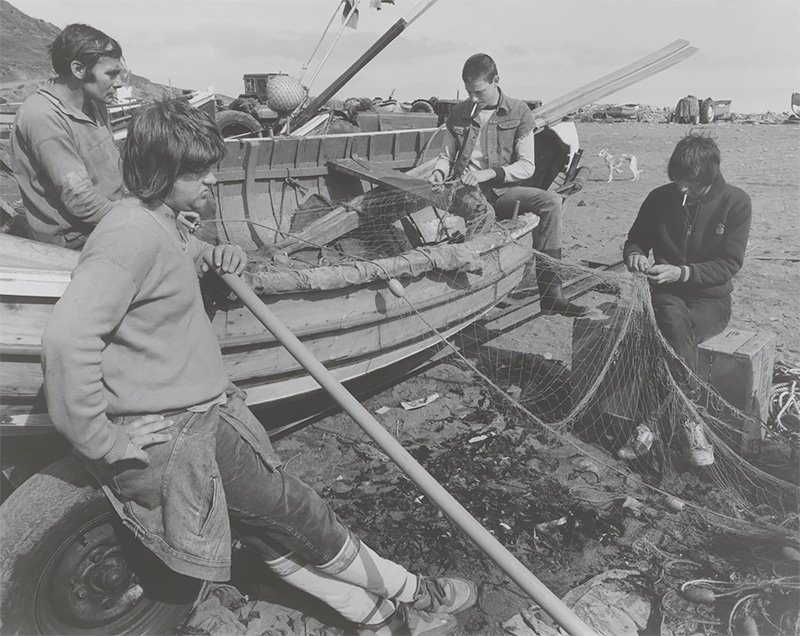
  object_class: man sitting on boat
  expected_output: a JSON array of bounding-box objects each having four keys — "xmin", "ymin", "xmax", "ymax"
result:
[
  {"xmin": 10, "ymin": 24, "xmax": 126, "ymax": 249},
  {"xmin": 41, "ymin": 97, "xmax": 477, "ymax": 636},
  {"xmin": 428, "ymin": 53, "xmax": 589, "ymax": 317}
]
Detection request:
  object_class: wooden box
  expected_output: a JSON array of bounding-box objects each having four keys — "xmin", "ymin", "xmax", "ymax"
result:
[{"xmin": 697, "ymin": 328, "xmax": 776, "ymax": 449}]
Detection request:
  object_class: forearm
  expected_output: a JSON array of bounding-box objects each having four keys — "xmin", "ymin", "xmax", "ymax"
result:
[
  {"xmin": 35, "ymin": 137, "xmax": 115, "ymax": 224},
  {"xmin": 432, "ymin": 130, "xmax": 458, "ymax": 179},
  {"xmin": 42, "ymin": 260, "xmax": 137, "ymax": 461}
]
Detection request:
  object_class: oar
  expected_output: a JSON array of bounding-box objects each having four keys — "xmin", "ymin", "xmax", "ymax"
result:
[{"xmin": 220, "ymin": 272, "xmax": 596, "ymax": 636}]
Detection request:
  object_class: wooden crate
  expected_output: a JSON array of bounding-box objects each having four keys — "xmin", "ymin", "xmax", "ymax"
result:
[{"xmin": 697, "ymin": 328, "xmax": 776, "ymax": 449}]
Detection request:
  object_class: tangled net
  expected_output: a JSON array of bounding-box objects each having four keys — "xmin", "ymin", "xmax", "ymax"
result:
[{"xmin": 200, "ymin": 177, "xmax": 799, "ymax": 634}]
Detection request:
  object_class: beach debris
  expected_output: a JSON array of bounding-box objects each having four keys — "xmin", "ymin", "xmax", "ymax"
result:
[
  {"xmin": 401, "ymin": 392, "xmax": 439, "ymax": 410},
  {"xmin": 469, "ymin": 430, "xmax": 498, "ymax": 444},
  {"xmin": 375, "ymin": 405, "xmax": 391, "ymax": 415},
  {"xmin": 664, "ymin": 495, "xmax": 685, "ymax": 512},
  {"xmin": 534, "ymin": 516, "xmax": 568, "ymax": 532}
]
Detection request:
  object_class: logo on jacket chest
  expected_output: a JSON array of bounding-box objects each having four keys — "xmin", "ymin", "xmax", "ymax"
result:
[{"xmin": 715, "ymin": 223, "xmax": 725, "ymax": 235}]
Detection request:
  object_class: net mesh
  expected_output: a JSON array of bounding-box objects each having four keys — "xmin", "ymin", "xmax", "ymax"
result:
[{"xmin": 201, "ymin": 179, "xmax": 799, "ymax": 634}]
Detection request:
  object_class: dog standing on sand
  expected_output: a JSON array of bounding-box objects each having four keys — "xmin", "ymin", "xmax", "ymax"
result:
[{"xmin": 598, "ymin": 148, "xmax": 643, "ymax": 182}]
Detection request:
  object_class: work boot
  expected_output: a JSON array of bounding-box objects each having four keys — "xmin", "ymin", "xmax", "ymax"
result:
[
  {"xmin": 357, "ymin": 603, "xmax": 457, "ymax": 636},
  {"xmin": 412, "ymin": 576, "xmax": 478, "ymax": 615},
  {"xmin": 682, "ymin": 419, "xmax": 715, "ymax": 467},
  {"xmin": 536, "ymin": 249, "xmax": 590, "ymax": 318},
  {"xmin": 617, "ymin": 423, "xmax": 656, "ymax": 460}
]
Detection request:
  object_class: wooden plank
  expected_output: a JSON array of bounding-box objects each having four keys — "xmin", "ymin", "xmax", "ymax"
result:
[
  {"xmin": 269, "ymin": 195, "xmax": 364, "ymax": 255},
  {"xmin": 328, "ymin": 158, "xmax": 436, "ymax": 201}
]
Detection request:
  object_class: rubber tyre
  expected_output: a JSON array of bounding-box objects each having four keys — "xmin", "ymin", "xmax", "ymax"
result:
[
  {"xmin": 0, "ymin": 456, "xmax": 199, "ymax": 635},
  {"xmin": 699, "ymin": 99, "xmax": 715, "ymax": 124},
  {"xmin": 410, "ymin": 99, "xmax": 435, "ymax": 114},
  {"xmin": 215, "ymin": 109, "xmax": 262, "ymax": 138}
]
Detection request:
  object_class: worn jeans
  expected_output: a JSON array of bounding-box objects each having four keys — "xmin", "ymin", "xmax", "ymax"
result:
[
  {"xmin": 216, "ymin": 412, "xmax": 350, "ymax": 565},
  {"xmin": 488, "ymin": 186, "xmax": 562, "ymax": 252},
  {"xmin": 92, "ymin": 389, "xmax": 349, "ymax": 581},
  {"xmin": 651, "ymin": 292, "xmax": 731, "ymax": 373}
]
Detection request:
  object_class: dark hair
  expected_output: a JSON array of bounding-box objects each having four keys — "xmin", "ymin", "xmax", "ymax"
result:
[
  {"xmin": 122, "ymin": 98, "xmax": 226, "ymax": 203},
  {"xmin": 50, "ymin": 24, "xmax": 122, "ymax": 76},
  {"xmin": 667, "ymin": 133, "xmax": 721, "ymax": 186},
  {"xmin": 462, "ymin": 53, "xmax": 498, "ymax": 84}
]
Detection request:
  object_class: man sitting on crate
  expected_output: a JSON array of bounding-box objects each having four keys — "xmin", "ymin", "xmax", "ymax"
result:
[
  {"xmin": 428, "ymin": 53, "xmax": 589, "ymax": 318},
  {"xmin": 11, "ymin": 24, "xmax": 127, "ymax": 249},
  {"xmin": 622, "ymin": 133, "xmax": 752, "ymax": 466},
  {"xmin": 41, "ymin": 97, "xmax": 476, "ymax": 636}
]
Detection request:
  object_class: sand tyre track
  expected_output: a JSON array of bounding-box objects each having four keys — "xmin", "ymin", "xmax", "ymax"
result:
[
  {"xmin": 215, "ymin": 109, "xmax": 263, "ymax": 138},
  {"xmin": 0, "ymin": 456, "xmax": 199, "ymax": 635}
]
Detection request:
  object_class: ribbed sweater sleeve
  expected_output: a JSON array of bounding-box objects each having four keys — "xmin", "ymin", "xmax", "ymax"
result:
[{"xmin": 42, "ymin": 258, "xmax": 139, "ymax": 461}]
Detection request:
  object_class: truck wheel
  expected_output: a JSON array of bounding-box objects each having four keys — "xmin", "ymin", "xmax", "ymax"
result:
[
  {"xmin": 410, "ymin": 99, "xmax": 435, "ymax": 114},
  {"xmin": 700, "ymin": 99, "xmax": 715, "ymax": 124},
  {"xmin": 215, "ymin": 109, "xmax": 262, "ymax": 138},
  {"xmin": 0, "ymin": 456, "xmax": 199, "ymax": 635}
]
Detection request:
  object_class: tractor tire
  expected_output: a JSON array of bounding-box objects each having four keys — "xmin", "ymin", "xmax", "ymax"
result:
[
  {"xmin": 699, "ymin": 99, "xmax": 715, "ymax": 124},
  {"xmin": 0, "ymin": 456, "xmax": 199, "ymax": 635},
  {"xmin": 215, "ymin": 109, "xmax": 262, "ymax": 139},
  {"xmin": 410, "ymin": 99, "xmax": 435, "ymax": 114}
]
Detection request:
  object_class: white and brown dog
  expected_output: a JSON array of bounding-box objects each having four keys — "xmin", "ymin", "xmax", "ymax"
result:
[{"xmin": 598, "ymin": 148, "xmax": 642, "ymax": 182}]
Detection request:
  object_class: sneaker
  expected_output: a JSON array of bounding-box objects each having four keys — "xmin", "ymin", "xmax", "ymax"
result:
[
  {"xmin": 412, "ymin": 576, "xmax": 478, "ymax": 615},
  {"xmin": 617, "ymin": 423, "xmax": 655, "ymax": 460},
  {"xmin": 357, "ymin": 603, "xmax": 457, "ymax": 636},
  {"xmin": 682, "ymin": 419, "xmax": 714, "ymax": 467}
]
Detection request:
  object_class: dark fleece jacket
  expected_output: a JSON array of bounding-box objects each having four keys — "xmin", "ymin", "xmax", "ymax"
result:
[{"xmin": 623, "ymin": 176, "xmax": 751, "ymax": 298}]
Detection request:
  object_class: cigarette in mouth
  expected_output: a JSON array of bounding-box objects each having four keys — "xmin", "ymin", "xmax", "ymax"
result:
[{"xmin": 681, "ymin": 192, "xmax": 688, "ymax": 207}]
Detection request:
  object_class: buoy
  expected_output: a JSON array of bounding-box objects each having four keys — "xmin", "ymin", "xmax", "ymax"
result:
[
  {"xmin": 388, "ymin": 278, "xmax": 405, "ymax": 298},
  {"xmin": 665, "ymin": 496, "xmax": 685, "ymax": 512},
  {"xmin": 781, "ymin": 545, "xmax": 800, "ymax": 562},
  {"xmin": 680, "ymin": 585, "xmax": 716, "ymax": 605}
]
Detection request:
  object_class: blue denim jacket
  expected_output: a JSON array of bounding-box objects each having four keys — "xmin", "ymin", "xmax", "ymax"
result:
[
  {"xmin": 86, "ymin": 384, "xmax": 281, "ymax": 582},
  {"xmin": 447, "ymin": 90, "xmax": 536, "ymax": 196}
]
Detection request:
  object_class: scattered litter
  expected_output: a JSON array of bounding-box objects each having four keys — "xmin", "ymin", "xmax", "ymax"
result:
[
  {"xmin": 401, "ymin": 392, "xmax": 440, "ymax": 410},
  {"xmin": 469, "ymin": 430, "xmax": 498, "ymax": 444},
  {"xmin": 507, "ymin": 385, "xmax": 522, "ymax": 398},
  {"xmin": 375, "ymin": 406, "xmax": 391, "ymax": 415},
  {"xmin": 499, "ymin": 522, "xmax": 512, "ymax": 530},
  {"xmin": 543, "ymin": 352, "xmax": 553, "ymax": 360},
  {"xmin": 782, "ymin": 546, "xmax": 800, "ymax": 562},
  {"xmin": 664, "ymin": 495, "xmax": 685, "ymax": 512},
  {"xmin": 622, "ymin": 496, "xmax": 644, "ymax": 517},
  {"xmin": 534, "ymin": 516, "xmax": 568, "ymax": 532}
]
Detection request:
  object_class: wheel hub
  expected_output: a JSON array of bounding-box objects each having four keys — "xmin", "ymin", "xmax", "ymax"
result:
[{"xmin": 48, "ymin": 523, "xmax": 144, "ymax": 628}]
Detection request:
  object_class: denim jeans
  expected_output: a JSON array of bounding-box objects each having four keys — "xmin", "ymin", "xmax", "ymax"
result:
[
  {"xmin": 216, "ymin": 411, "xmax": 350, "ymax": 565},
  {"xmin": 489, "ymin": 186, "xmax": 562, "ymax": 252},
  {"xmin": 651, "ymin": 292, "xmax": 731, "ymax": 372},
  {"xmin": 89, "ymin": 388, "xmax": 352, "ymax": 582}
]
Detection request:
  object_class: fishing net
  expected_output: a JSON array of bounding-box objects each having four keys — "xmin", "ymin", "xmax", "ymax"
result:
[{"xmin": 200, "ymin": 177, "xmax": 799, "ymax": 635}]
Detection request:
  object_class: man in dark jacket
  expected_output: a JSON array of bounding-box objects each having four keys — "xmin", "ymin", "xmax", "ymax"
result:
[
  {"xmin": 622, "ymin": 134, "xmax": 752, "ymax": 466},
  {"xmin": 429, "ymin": 53, "xmax": 588, "ymax": 317}
]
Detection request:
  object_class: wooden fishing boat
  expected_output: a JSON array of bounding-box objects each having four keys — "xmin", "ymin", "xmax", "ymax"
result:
[{"xmin": 0, "ymin": 124, "xmax": 539, "ymax": 436}]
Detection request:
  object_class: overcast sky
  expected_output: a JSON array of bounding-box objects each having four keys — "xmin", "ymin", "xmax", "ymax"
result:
[{"xmin": 8, "ymin": 0, "xmax": 800, "ymax": 113}]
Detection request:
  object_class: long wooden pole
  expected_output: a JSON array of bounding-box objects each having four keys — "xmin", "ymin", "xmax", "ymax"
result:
[{"xmin": 221, "ymin": 273, "xmax": 596, "ymax": 636}]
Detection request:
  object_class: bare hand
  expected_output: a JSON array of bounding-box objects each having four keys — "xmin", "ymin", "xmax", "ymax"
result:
[
  {"xmin": 646, "ymin": 263, "xmax": 682, "ymax": 285},
  {"xmin": 178, "ymin": 212, "xmax": 201, "ymax": 233},
  {"xmin": 428, "ymin": 170, "xmax": 446, "ymax": 191},
  {"xmin": 202, "ymin": 244, "xmax": 248, "ymax": 276},
  {"xmin": 460, "ymin": 169, "xmax": 494, "ymax": 187},
  {"xmin": 626, "ymin": 253, "xmax": 650, "ymax": 273},
  {"xmin": 120, "ymin": 414, "xmax": 173, "ymax": 465}
]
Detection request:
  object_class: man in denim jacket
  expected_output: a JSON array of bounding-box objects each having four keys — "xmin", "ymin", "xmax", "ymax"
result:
[
  {"xmin": 42, "ymin": 98, "xmax": 476, "ymax": 636},
  {"xmin": 430, "ymin": 53, "xmax": 588, "ymax": 317}
]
